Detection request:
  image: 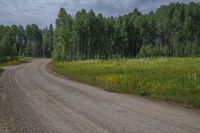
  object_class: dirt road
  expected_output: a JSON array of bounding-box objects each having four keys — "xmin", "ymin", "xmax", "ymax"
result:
[{"xmin": 1, "ymin": 59, "xmax": 200, "ymax": 133}]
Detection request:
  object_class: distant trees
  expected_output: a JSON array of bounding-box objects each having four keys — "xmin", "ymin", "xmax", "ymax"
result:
[
  {"xmin": 53, "ymin": 8, "xmax": 73, "ymax": 61},
  {"xmin": 0, "ymin": 26, "xmax": 18, "ymax": 62},
  {"xmin": 43, "ymin": 24, "xmax": 54, "ymax": 57},
  {"xmin": 73, "ymin": 9, "xmax": 88, "ymax": 59},
  {"xmin": 0, "ymin": 32, "xmax": 17, "ymax": 60},
  {"xmin": 1, "ymin": 2, "xmax": 200, "ymax": 62},
  {"xmin": 154, "ymin": 2, "xmax": 200, "ymax": 57},
  {"xmin": 25, "ymin": 24, "xmax": 43, "ymax": 56},
  {"xmin": 0, "ymin": 24, "xmax": 54, "ymax": 63},
  {"xmin": 53, "ymin": 2, "xmax": 200, "ymax": 61}
]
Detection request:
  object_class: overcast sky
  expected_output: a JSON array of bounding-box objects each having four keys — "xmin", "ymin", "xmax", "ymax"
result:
[{"xmin": 0, "ymin": 0, "xmax": 199, "ymax": 28}]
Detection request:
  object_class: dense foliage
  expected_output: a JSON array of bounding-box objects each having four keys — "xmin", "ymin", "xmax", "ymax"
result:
[
  {"xmin": 1, "ymin": 2, "xmax": 200, "ymax": 62},
  {"xmin": 0, "ymin": 24, "xmax": 54, "ymax": 63},
  {"xmin": 53, "ymin": 2, "xmax": 200, "ymax": 60}
]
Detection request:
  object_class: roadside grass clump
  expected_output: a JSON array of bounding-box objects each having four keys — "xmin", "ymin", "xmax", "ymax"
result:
[
  {"xmin": 52, "ymin": 58, "xmax": 200, "ymax": 108},
  {"xmin": 0, "ymin": 56, "xmax": 33, "ymax": 76},
  {"xmin": 0, "ymin": 56, "xmax": 34, "ymax": 67},
  {"xmin": 0, "ymin": 68, "xmax": 3, "ymax": 76},
  {"xmin": 18, "ymin": 56, "xmax": 35, "ymax": 63}
]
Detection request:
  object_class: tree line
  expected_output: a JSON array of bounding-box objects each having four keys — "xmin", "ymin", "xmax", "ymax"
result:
[
  {"xmin": 1, "ymin": 2, "xmax": 200, "ymax": 62},
  {"xmin": 54, "ymin": 2, "xmax": 200, "ymax": 61},
  {"xmin": 0, "ymin": 24, "xmax": 54, "ymax": 62}
]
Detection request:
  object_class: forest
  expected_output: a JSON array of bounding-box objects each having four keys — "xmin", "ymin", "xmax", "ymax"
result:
[{"xmin": 0, "ymin": 2, "xmax": 200, "ymax": 62}]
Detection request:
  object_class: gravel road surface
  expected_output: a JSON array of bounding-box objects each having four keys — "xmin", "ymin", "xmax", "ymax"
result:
[{"xmin": 1, "ymin": 59, "xmax": 200, "ymax": 133}]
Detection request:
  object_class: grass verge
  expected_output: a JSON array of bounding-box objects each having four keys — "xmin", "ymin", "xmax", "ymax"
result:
[
  {"xmin": 0, "ymin": 68, "xmax": 3, "ymax": 76},
  {"xmin": 0, "ymin": 56, "xmax": 34, "ymax": 68},
  {"xmin": 52, "ymin": 58, "xmax": 200, "ymax": 108},
  {"xmin": 0, "ymin": 56, "xmax": 34, "ymax": 76}
]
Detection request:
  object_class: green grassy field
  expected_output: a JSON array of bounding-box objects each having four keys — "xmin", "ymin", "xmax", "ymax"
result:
[{"xmin": 52, "ymin": 58, "xmax": 200, "ymax": 107}]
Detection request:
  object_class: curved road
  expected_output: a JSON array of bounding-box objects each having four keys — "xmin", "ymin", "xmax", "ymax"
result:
[{"xmin": 1, "ymin": 59, "xmax": 200, "ymax": 133}]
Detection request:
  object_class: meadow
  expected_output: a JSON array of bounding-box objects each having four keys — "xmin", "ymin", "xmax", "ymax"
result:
[{"xmin": 52, "ymin": 58, "xmax": 200, "ymax": 107}]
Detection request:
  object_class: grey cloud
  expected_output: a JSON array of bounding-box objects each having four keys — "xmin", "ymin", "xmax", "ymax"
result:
[{"xmin": 0, "ymin": 0, "xmax": 199, "ymax": 28}]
